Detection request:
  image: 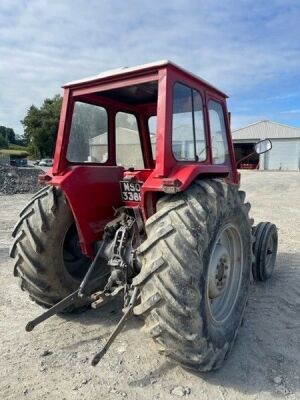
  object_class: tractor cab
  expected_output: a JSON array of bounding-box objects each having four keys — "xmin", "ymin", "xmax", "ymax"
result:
[{"xmin": 46, "ymin": 61, "xmax": 236, "ymax": 255}]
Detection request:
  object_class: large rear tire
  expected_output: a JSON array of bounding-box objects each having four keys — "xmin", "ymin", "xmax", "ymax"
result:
[
  {"xmin": 10, "ymin": 185, "xmax": 108, "ymax": 311},
  {"xmin": 133, "ymin": 179, "xmax": 252, "ymax": 371}
]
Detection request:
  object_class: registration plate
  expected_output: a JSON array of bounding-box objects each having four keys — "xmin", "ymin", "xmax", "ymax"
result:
[{"xmin": 120, "ymin": 180, "xmax": 142, "ymax": 202}]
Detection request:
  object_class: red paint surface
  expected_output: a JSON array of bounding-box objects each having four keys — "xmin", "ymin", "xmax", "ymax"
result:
[{"xmin": 48, "ymin": 61, "xmax": 238, "ymax": 256}]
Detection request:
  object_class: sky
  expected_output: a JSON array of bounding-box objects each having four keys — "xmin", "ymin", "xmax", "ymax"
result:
[{"xmin": 0, "ymin": 0, "xmax": 300, "ymax": 135}]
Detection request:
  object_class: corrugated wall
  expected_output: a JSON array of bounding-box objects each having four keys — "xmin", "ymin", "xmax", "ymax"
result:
[{"xmin": 265, "ymin": 139, "xmax": 300, "ymax": 170}]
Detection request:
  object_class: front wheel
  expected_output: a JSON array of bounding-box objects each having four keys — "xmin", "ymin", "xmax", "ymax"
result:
[
  {"xmin": 133, "ymin": 179, "xmax": 252, "ymax": 371},
  {"xmin": 252, "ymin": 222, "xmax": 278, "ymax": 281}
]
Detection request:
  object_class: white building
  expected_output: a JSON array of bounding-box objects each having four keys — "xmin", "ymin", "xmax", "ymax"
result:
[
  {"xmin": 232, "ymin": 120, "xmax": 300, "ymax": 171},
  {"xmin": 89, "ymin": 127, "xmax": 156, "ymax": 168}
]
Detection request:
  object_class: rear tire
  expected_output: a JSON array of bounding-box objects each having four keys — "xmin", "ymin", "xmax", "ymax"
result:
[
  {"xmin": 133, "ymin": 179, "xmax": 252, "ymax": 371},
  {"xmin": 10, "ymin": 185, "xmax": 108, "ymax": 311}
]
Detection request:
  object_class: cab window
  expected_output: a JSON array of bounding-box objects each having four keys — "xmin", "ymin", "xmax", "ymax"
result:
[
  {"xmin": 172, "ymin": 83, "xmax": 206, "ymax": 161},
  {"xmin": 116, "ymin": 112, "xmax": 144, "ymax": 169},
  {"xmin": 67, "ymin": 102, "xmax": 108, "ymax": 163},
  {"xmin": 208, "ymin": 101, "xmax": 230, "ymax": 164},
  {"xmin": 148, "ymin": 115, "xmax": 157, "ymax": 159}
]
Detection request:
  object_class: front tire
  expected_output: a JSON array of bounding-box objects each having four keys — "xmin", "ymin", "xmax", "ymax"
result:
[
  {"xmin": 252, "ymin": 222, "xmax": 278, "ymax": 281},
  {"xmin": 133, "ymin": 179, "xmax": 252, "ymax": 371}
]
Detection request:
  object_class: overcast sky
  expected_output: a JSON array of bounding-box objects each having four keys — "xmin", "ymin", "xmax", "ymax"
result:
[{"xmin": 1, "ymin": 0, "xmax": 300, "ymax": 135}]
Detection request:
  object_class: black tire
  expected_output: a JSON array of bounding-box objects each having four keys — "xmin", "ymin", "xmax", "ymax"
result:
[
  {"xmin": 133, "ymin": 179, "xmax": 252, "ymax": 371},
  {"xmin": 252, "ymin": 222, "xmax": 278, "ymax": 281},
  {"xmin": 10, "ymin": 185, "xmax": 109, "ymax": 310}
]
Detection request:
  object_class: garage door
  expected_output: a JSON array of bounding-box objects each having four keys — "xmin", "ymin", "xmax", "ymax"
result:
[{"xmin": 265, "ymin": 139, "xmax": 300, "ymax": 170}]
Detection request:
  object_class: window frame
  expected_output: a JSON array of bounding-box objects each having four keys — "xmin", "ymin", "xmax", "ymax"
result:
[
  {"xmin": 66, "ymin": 97, "xmax": 152, "ymax": 169},
  {"xmin": 171, "ymin": 81, "xmax": 208, "ymax": 164},
  {"xmin": 66, "ymin": 99, "xmax": 111, "ymax": 166},
  {"xmin": 207, "ymin": 98, "xmax": 231, "ymax": 166}
]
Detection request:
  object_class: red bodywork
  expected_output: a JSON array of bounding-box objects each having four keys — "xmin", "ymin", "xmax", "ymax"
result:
[{"xmin": 42, "ymin": 61, "xmax": 238, "ymax": 257}]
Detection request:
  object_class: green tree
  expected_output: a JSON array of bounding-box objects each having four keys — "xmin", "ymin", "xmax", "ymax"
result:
[
  {"xmin": 0, "ymin": 126, "xmax": 15, "ymax": 144},
  {"xmin": 21, "ymin": 94, "xmax": 62, "ymax": 158},
  {"xmin": 0, "ymin": 134, "xmax": 8, "ymax": 148}
]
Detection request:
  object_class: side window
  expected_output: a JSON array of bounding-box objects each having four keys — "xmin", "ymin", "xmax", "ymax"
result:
[
  {"xmin": 172, "ymin": 83, "xmax": 206, "ymax": 161},
  {"xmin": 67, "ymin": 102, "xmax": 108, "ymax": 163},
  {"xmin": 116, "ymin": 112, "xmax": 144, "ymax": 169},
  {"xmin": 148, "ymin": 115, "xmax": 157, "ymax": 159},
  {"xmin": 208, "ymin": 101, "xmax": 230, "ymax": 164}
]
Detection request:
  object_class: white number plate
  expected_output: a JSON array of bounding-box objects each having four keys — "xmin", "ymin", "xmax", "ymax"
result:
[{"xmin": 120, "ymin": 180, "xmax": 142, "ymax": 202}]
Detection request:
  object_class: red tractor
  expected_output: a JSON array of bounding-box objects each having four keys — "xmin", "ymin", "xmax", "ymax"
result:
[{"xmin": 10, "ymin": 61, "xmax": 278, "ymax": 371}]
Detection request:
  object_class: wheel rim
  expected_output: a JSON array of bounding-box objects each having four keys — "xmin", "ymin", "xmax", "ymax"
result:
[{"xmin": 206, "ymin": 223, "xmax": 243, "ymax": 324}]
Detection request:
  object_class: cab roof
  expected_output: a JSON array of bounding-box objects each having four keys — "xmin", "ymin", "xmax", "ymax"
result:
[{"xmin": 63, "ymin": 60, "xmax": 228, "ymax": 98}]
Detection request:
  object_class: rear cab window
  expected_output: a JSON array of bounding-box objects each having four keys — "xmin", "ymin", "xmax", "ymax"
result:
[
  {"xmin": 116, "ymin": 112, "xmax": 144, "ymax": 169},
  {"xmin": 67, "ymin": 102, "xmax": 108, "ymax": 163}
]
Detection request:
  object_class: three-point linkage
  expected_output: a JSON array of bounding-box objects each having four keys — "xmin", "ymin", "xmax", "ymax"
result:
[{"xmin": 25, "ymin": 210, "xmax": 141, "ymax": 366}]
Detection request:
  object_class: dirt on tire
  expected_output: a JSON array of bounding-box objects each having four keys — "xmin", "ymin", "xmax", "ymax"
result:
[
  {"xmin": 10, "ymin": 185, "xmax": 108, "ymax": 310},
  {"xmin": 134, "ymin": 179, "xmax": 252, "ymax": 371}
]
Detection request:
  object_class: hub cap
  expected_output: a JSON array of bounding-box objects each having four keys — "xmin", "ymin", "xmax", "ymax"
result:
[
  {"xmin": 206, "ymin": 223, "xmax": 243, "ymax": 323},
  {"xmin": 208, "ymin": 244, "xmax": 230, "ymax": 299}
]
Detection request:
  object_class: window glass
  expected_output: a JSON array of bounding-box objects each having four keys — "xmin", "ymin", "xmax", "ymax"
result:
[
  {"xmin": 193, "ymin": 90, "xmax": 206, "ymax": 161},
  {"xmin": 208, "ymin": 101, "xmax": 229, "ymax": 164},
  {"xmin": 67, "ymin": 102, "xmax": 108, "ymax": 163},
  {"xmin": 116, "ymin": 112, "xmax": 144, "ymax": 169},
  {"xmin": 172, "ymin": 83, "xmax": 206, "ymax": 161},
  {"xmin": 148, "ymin": 115, "xmax": 157, "ymax": 159}
]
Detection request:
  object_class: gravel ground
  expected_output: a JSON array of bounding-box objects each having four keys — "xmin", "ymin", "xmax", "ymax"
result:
[
  {"xmin": 0, "ymin": 171, "xmax": 299, "ymax": 400},
  {"xmin": 0, "ymin": 166, "xmax": 43, "ymax": 195}
]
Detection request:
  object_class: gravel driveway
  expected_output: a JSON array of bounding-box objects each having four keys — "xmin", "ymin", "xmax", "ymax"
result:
[{"xmin": 0, "ymin": 171, "xmax": 299, "ymax": 400}]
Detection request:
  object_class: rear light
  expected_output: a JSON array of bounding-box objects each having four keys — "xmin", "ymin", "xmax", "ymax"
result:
[
  {"xmin": 162, "ymin": 178, "xmax": 182, "ymax": 193},
  {"xmin": 38, "ymin": 174, "xmax": 52, "ymax": 183}
]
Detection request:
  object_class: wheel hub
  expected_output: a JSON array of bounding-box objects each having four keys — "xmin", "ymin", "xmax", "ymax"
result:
[{"xmin": 208, "ymin": 244, "xmax": 230, "ymax": 299}]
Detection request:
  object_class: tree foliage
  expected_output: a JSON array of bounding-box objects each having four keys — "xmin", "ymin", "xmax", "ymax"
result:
[
  {"xmin": 0, "ymin": 125, "xmax": 16, "ymax": 148},
  {"xmin": 0, "ymin": 134, "xmax": 8, "ymax": 148},
  {"xmin": 21, "ymin": 95, "xmax": 62, "ymax": 158}
]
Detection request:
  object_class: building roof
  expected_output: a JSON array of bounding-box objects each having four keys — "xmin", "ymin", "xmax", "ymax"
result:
[
  {"xmin": 232, "ymin": 120, "xmax": 300, "ymax": 140},
  {"xmin": 90, "ymin": 127, "xmax": 156, "ymax": 145}
]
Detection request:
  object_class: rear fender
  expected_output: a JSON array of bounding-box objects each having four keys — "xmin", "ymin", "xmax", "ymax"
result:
[{"xmin": 47, "ymin": 166, "xmax": 123, "ymax": 257}]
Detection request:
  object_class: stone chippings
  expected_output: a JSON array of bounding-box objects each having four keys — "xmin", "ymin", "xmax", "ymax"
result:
[{"xmin": 0, "ymin": 166, "xmax": 44, "ymax": 195}]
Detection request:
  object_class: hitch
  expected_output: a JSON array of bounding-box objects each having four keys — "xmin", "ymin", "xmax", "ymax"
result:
[
  {"xmin": 25, "ymin": 238, "xmax": 108, "ymax": 332},
  {"xmin": 26, "ymin": 289, "xmax": 80, "ymax": 332},
  {"xmin": 91, "ymin": 286, "xmax": 139, "ymax": 366},
  {"xmin": 25, "ymin": 208, "xmax": 142, "ymax": 367}
]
